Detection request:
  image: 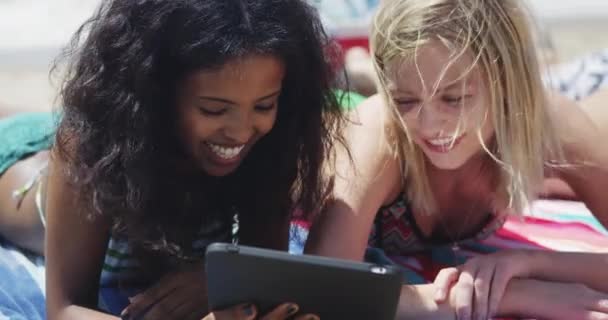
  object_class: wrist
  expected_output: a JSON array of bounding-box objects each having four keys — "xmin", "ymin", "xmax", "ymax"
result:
[
  {"xmin": 521, "ymin": 249, "xmax": 549, "ymax": 278},
  {"xmin": 496, "ymin": 278, "xmax": 538, "ymax": 317},
  {"xmin": 396, "ymin": 285, "xmax": 456, "ymax": 320}
]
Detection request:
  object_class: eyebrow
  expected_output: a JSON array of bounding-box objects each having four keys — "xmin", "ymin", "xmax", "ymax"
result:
[
  {"xmin": 390, "ymin": 80, "xmax": 469, "ymax": 96},
  {"xmin": 198, "ymin": 90, "xmax": 281, "ymax": 104},
  {"xmin": 440, "ymin": 80, "xmax": 468, "ymax": 92}
]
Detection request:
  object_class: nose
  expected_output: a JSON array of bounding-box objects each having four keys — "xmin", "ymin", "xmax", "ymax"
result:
[
  {"xmin": 223, "ymin": 111, "xmax": 255, "ymax": 144},
  {"xmin": 415, "ymin": 102, "xmax": 447, "ymax": 137}
]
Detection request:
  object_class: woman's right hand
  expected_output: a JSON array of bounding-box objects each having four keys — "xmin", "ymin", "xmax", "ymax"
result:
[{"xmin": 202, "ymin": 303, "xmax": 319, "ymax": 320}]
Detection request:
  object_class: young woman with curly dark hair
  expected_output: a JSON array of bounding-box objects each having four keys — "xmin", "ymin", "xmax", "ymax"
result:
[{"xmin": 0, "ymin": 0, "xmax": 348, "ymax": 319}]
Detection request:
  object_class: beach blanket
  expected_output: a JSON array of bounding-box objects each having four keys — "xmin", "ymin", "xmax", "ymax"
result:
[
  {"xmin": 0, "ymin": 240, "xmax": 45, "ymax": 320},
  {"xmin": 0, "ymin": 199, "xmax": 605, "ymax": 319},
  {"xmin": 291, "ymin": 199, "xmax": 608, "ymax": 284}
]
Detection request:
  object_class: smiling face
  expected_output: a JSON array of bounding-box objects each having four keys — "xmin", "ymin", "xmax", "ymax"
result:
[
  {"xmin": 386, "ymin": 41, "xmax": 495, "ymax": 170},
  {"xmin": 175, "ymin": 54, "xmax": 285, "ymax": 177}
]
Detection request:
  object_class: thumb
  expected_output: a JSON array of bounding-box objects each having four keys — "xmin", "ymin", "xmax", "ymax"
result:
[
  {"xmin": 203, "ymin": 304, "xmax": 257, "ymax": 320},
  {"xmin": 433, "ymin": 267, "xmax": 460, "ymax": 302}
]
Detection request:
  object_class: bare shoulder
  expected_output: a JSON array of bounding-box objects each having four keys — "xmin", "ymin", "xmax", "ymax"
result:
[
  {"xmin": 342, "ymin": 94, "xmax": 395, "ymax": 173},
  {"xmin": 334, "ymin": 94, "xmax": 402, "ymax": 204},
  {"xmin": 546, "ymin": 92, "xmax": 607, "ymax": 164},
  {"xmin": 347, "ymin": 94, "xmax": 387, "ymax": 129},
  {"xmin": 580, "ymin": 88, "xmax": 608, "ymax": 135}
]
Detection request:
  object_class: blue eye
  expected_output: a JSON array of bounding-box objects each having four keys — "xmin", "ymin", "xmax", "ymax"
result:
[
  {"xmin": 443, "ymin": 95, "xmax": 472, "ymax": 107},
  {"xmin": 394, "ymin": 99, "xmax": 419, "ymax": 112}
]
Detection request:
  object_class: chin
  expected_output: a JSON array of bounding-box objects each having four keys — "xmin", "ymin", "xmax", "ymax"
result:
[
  {"xmin": 202, "ymin": 163, "xmax": 240, "ymax": 177},
  {"xmin": 425, "ymin": 155, "xmax": 467, "ymax": 171}
]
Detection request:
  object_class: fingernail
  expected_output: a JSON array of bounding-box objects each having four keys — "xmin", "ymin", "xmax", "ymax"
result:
[
  {"xmin": 458, "ymin": 312, "xmax": 470, "ymax": 320},
  {"xmin": 120, "ymin": 309, "xmax": 130, "ymax": 320},
  {"xmin": 242, "ymin": 304, "xmax": 255, "ymax": 316},
  {"xmin": 286, "ymin": 304, "xmax": 298, "ymax": 316}
]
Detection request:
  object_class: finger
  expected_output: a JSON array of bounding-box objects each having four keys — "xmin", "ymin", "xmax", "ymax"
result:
[
  {"xmin": 294, "ymin": 314, "xmax": 320, "ymax": 320},
  {"xmin": 473, "ymin": 263, "xmax": 495, "ymax": 320},
  {"xmin": 455, "ymin": 264, "xmax": 478, "ymax": 320},
  {"xmin": 585, "ymin": 310, "xmax": 608, "ymax": 320},
  {"xmin": 204, "ymin": 304, "xmax": 257, "ymax": 320},
  {"xmin": 591, "ymin": 296, "xmax": 608, "ymax": 312},
  {"xmin": 173, "ymin": 296, "xmax": 208, "ymax": 320},
  {"xmin": 125, "ymin": 285, "xmax": 180, "ymax": 319},
  {"xmin": 137, "ymin": 300, "xmax": 172, "ymax": 320},
  {"xmin": 140, "ymin": 294, "xmax": 196, "ymax": 320},
  {"xmin": 260, "ymin": 303, "xmax": 299, "ymax": 320},
  {"xmin": 434, "ymin": 267, "xmax": 460, "ymax": 302},
  {"xmin": 487, "ymin": 265, "xmax": 511, "ymax": 319}
]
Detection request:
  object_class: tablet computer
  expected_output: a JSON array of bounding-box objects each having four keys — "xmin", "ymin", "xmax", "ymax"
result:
[{"xmin": 205, "ymin": 242, "xmax": 402, "ymax": 319}]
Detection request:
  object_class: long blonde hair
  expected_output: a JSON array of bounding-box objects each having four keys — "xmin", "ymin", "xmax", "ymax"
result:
[{"xmin": 371, "ymin": 0, "xmax": 565, "ymax": 214}]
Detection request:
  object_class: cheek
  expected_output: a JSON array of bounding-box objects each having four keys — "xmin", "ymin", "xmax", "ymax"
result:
[
  {"xmin": 399, "ymin": 112, "xmax": 418, "ymax": 130},
  {"xmin": 179, "ymin": 114, "xmax": 219, "ymax": 145},
  {"xmin": 255, "ymin": 112, "xmax": 278, "ymax": 135}
]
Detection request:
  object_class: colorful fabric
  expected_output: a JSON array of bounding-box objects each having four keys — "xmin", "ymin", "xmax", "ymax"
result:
[
  {"xmin": 368, "ymin": 193, "xmax": 507, "ymax": 256},
  {"xmin": 98, "ymin": 219, "xmax": 233, "ymax": 315},
  {"xmin": 373, "ymin": 200, "xmax": 608, "ymax": 284},
  {"xmin": 291, "ymin": 200, "xmax": 608, "ymax": 285},
  {"xmin": 0, "ymin": 112, "xmax": 55, "ymax": 176},
  {"xmin": 0, "ymin": 240, "xmax": 45, "ymax": 320},
  {"xmin": 335, "ymin": 89, "xmax": 366, "ymax": 110}
]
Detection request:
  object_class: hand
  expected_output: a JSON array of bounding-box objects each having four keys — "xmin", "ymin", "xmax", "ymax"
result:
[
  {"xmin": 503, "ymin": 279, "xmax": 608, "ymax": 320},
  {"xmin": 202, "ymin": 303, "xmax": 320, "ymax": 320},
  {"xmin": 433, "ymin": 250, "xmax": 534, "ymax": 320},
  {"xmin": 121, "ymin": 262, "xmax": 208, "ymax": 320}
]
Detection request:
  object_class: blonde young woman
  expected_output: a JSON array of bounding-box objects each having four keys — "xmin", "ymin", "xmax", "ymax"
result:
[{"xmin": 306, "ymin": 0, "xmax": 608, "ymax": 319}]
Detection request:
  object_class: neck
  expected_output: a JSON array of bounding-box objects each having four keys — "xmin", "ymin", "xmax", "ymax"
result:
[{"xmin": 426, "ymin": 151, "xmax": 500, "ymax": 211}]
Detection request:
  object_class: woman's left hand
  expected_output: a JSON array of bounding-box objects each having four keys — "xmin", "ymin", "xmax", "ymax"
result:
[
  {"xmin": 121, "ymin": 262, "xmax": 208, "ymax": 320},
  {"xmin": 433, "ymin": 249, "xmax": 536, "ymax": 320}
]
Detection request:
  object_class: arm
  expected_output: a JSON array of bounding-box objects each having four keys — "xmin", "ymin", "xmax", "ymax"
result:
[
  {"xmin": 527, "ymin": 251, "xmax": 608, "ymax": 293},
  {"xmin": 548, "ymin": 93, "xmax": 608, "ymax": 228},
  {"xmin": 393, "ymin": 276, "xmax": 608, "ymax": 320},
  {"xmin": 305, "ymin": 95, "xmax": 402, "ymax": 260},
  {"xmin": 45, "ymin": 150, "xmax": 116, "ymax": 320},
  {"xmin": 302, "ymin": 97, "xmax": 456, "ymax": 318}
]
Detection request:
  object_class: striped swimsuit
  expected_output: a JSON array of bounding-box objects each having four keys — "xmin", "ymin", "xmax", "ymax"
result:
[{"xmin": 98, "ymin": 219, "xmax": 233, "ymax": 314}]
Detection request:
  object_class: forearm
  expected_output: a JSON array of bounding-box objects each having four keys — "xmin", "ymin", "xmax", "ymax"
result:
[
  {"xmin": 395, "ymin": 284, "xmax": 456, "ymax": 320},
  {"xmin": 495, "ymin": 278, "xmax": 545, "ymax": 318},
  {"xmin": 49, "ymin": 305, "xmax": 119, "ymax": 320},
  {"xmin": 528, "ymin": 251, "xmax": 608, "ymax": 292}
]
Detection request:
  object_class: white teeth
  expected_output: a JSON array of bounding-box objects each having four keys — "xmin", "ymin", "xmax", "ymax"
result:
[
  {"xmin": 428, "ymin": 137, "xmax": 455, "ymax": 146},
  {"xmin": 206, "ymin": 142, "xmax": 245, "ymax": 160}
]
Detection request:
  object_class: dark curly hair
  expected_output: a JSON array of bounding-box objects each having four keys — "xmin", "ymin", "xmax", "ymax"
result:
[{"xmin": 54, "ymin": 0, "xmax": 345, "ymax": 275}]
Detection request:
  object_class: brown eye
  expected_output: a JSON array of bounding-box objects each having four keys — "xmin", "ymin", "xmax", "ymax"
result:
[
  {"xmin": 198, "ymin": 107, "xmax": 226, "ymax": 116},
  {"xmin": 254, "ymin": 103, "xmax": 276, "ymax": 112}
]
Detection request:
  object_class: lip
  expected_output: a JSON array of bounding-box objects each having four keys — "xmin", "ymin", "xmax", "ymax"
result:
[{"xmin": 422, "ymin": 134, "xmax": 466, "ymax": 153}]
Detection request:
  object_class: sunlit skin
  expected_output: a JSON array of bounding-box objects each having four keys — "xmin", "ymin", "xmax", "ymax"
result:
[{"xmin": 176, "ymin": 54, "xmax": 285, "ymax": 177}]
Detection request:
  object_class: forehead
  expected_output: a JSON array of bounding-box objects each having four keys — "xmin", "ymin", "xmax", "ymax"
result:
[
  {"xmin": 183, "ymin": 55, "xmax": 285, "ymax": 94},
  {"xmin": 385, "ymin": 41, "xmax": 480, "ymax": 93}
]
